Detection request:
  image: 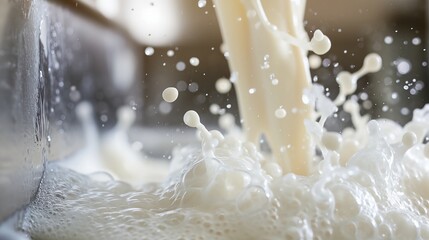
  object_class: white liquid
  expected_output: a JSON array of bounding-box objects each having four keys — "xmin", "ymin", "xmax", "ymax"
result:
[
  {"xmin": 215, "ymin": 77, "xmax": 232, "ymax": 94},
  {"xmin": 17, "ymin": 1, "xmax": 429, "ymax": 240},
  {"xmin": 214, "ymin": 0, "xmax": 319, "ymax": 175},
  {"xmin": 162, "ymin": 87, "xmax": 179, "ymax": 103}
]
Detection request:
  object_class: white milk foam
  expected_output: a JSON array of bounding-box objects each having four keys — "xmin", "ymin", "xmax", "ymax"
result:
[
  {"xmin": 19, "ymin": 1, "xmax": 429, "ymax": 240},
  {"xmin": 22, "ymin": 106, "xmax": 429, "ymax": 240}
]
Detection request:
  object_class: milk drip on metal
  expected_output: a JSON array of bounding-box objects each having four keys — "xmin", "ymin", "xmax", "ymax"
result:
[{"xmin": 19, "ymin": 0, "xmax": 429, "ymax": 240}]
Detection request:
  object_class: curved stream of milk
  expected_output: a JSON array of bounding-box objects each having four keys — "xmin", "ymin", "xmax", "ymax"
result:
[{"xmin": 15, "ymin": 0, "xmax": 429, "ymax": 240}]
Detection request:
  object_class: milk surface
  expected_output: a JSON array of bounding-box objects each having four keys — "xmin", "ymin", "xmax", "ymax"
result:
[{"xmin": 22, "ymin": 113, "xmax": 429, "ymax": 239}]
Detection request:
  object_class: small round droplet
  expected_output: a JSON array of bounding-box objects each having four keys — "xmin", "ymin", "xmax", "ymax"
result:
[
  {"xmin": 198, "ymin": 0, "xmax": 207, "ymax": 8},
  {"xmin": 145, "ymin": 47, "xmax": 155, "ymax": 56},
  {"xmin": 396, "ymin": 58, "xmax": 411, "ymax": 75},
  {"xmin": 176, "ymin": 61, "xmax": 186, "ymax": 71},
  {"xmin": 189, "ymin": 57, "xmax": 200, "ymax": 66},
  {"xmin": 210, "ymin": 104, "xmax": 220, "ymax": 115},
  {"xmin": 384, "ymin": 36, "xmax": 393, "ymax": 44},
  {"xmin": 309, "ymin": 54, "xmax": 322, "ymax": 69},
  {"xmin": 162, "ymin": 87, "xmax": 179, "ymax": 103},
  {"xmin": 215, "ymin": 78, "xmax": 232, "ymax": 94},
  {"xmin": 159, "ymin": 101, "xmax": 172, "ymax": 114},
  {"xmin": 167, "ymin": 50, "xmax": 175, "ymax": 57},
  {"xmin": 412, "ymin": 37, "xmax": 421, "ymax": 45},
  {"xmin": 275, "ymin": 108, "xmax": 287, "ymax": 119},
  {"xmin": 184, "ymin": 110, "xmax": 200, "ymax": 128},
  {"xmin": 188, "ymin": 82, "xmax": 199, "ymax": 93}
]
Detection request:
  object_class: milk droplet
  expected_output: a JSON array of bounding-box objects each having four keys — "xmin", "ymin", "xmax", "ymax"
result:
[
  {"xmin": 310, "ymin": 29, "xmax": 331, "ymax": 55},
  {"xmin": 401, "ymin": 107, "xmax": 410, "ymax": 115},
  {"xmin": 159, "ymin": 102, "xmax": 172, "ymax": 114},
  {"xmin": 176, "ymin": 61, "xmax": 186, "ymax": 71},
  {"xmin": 210, "ymin": 104, "xmax": 221, "ymax": 115},
  {"xmin": 412, "ymin": 37, "xmax": 421, "ymax": 45},
  {"xmin": 167, "ymin": 50, "xmax": 175, "ymax": 57},
  {"xmin": 309, "ymin": 54, "xmax": 322, "ymax": 69},
  {"xmin": 198, "ymin": 0, "xmax": 207, "ymax": 8},
  {"xmin": 189, "ymin": 57, "xmax": 200, "ymax": 66},
  {"xmin": 144, "ymin": 47, "xmax": 155, "ymax": 56},
  {"xmin": 275, "ymin": 108, "xmax": 287, "ymax": 119},
  {"xmin": 384, "ymin": 36, "xmax": 393, "ymax": 44},
  {"xmin": 162, "ymin": 87, "xmax": 179, "ymax": 103},
  {"xmin": 362, "ymin": 53, "xmax": 382, "ymax": 73},
  {"xmin": 215, "ymin": 78, "xmax": 232, "ymax": 94},
  {"xmin": 188, "ymin": 82, "xmax": 199, "ymax": 93},
  {"xmin": 184, "ymin": 110, "xmax": 200, "ymax": 128},
  {"xmin": 396, "ymin": 59, "xmax": 411, "ymax": 75}
]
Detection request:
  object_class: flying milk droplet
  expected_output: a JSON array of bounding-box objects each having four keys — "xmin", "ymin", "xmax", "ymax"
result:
[{"xmin": 184, "ymin": 110, "xmax": 201, "ymax": 128}]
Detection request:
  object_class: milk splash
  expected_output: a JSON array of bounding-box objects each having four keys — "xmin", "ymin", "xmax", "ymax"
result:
[{"xmin": 16, "ymin": 1, "xmax": 429, "ymax": 240}]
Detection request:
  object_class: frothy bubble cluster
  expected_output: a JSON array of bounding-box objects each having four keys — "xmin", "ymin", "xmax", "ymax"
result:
[{"xmin": 21, "ymin": 103, "xmax": 429, "ymax": 240}]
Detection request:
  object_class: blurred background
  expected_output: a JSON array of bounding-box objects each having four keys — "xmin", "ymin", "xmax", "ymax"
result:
[{"xmin": 76, "ymin": 0, "xmax": 429, "ymax": 127}]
